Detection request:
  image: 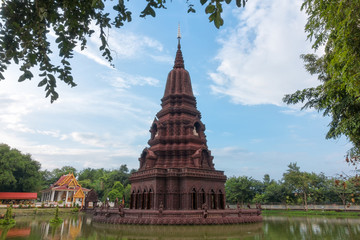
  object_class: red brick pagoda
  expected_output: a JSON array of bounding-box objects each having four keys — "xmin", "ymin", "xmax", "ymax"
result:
[
  {"xmin": 129, "ymin": 33, "xmax": 226, "ymax": 211},
  {"xmin": 93, "ymin": 30, "xmax": 262, "ymax": 225}
]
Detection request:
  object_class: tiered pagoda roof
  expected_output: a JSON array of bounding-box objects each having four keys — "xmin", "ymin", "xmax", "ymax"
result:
[
  {"xmin": 46, "ymin": 173, "xmax": 90, "ymax": 193},
  {"xmin": 135, "ymin": 35, "xmax": 217, "ymax": 172}
]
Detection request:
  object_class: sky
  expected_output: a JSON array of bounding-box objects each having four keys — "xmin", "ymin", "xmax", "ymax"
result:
[{"xmin": 0, "ymin": 0, "xmax": 355, "ymax": 181}]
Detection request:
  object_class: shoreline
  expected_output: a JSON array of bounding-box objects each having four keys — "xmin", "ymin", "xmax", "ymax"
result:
[
  {"xmin": 262, "ymin": 209, "xmax": 360, "ymax": 218},
  {"xmin": 0, "ymin": 207, "xmax": 79, "ymax": 217}
]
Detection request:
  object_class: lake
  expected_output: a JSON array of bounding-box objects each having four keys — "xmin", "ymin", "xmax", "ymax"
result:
[{"xmin": 1, "ymin": 214, "xmax": 360, "ymax": 239}]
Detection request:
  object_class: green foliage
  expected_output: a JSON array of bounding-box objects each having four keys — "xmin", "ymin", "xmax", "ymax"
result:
[
  {"xmin": 0, "ymin": 205, "xmax": 15, "ymax": 225},
  {"xmin": 224, "ymin": 166, "xmax": 351, "ymax": 205},
  {"xmin": 262, "ymin": 180, "xmax": 288, "ymax": 204},
  {"xmin": 123, "ymin": 184, "xmax": 131, "ymax": 207},
  {"xmin": 107, "ymin": 181, "xmax": 124, "ymax": 202},
  {"xmin": 333, "ymin": 174, "xmax": 357, "ymax": 209},
  {"xmin": 283, "ymin": 163, "xmax": 315, "ymax": 210},
  {"xmin": 112, "ymin": 181, "xmax": 124, "ymax": 193},
  {"xmin": 49, "ymin": 206, "xmax": 63, "ymax": 224},
  {"xmin": 262, "ymin": 210, "xmax": 360, "ymax": 218},
  {"xmin": 225, "ymin": 176, "xmax": 261, "ymax": 205},
  {"xmin": 0, "ymin": 1, "xmax": 248, "ymax": 102},
  {"xmin": 0, "ymin": 144, "xmax": 42, "ymax": 192},
  {"xmin": 73, "ymin": 165, "xmax": 135, "ymax": 205},
  {"xmin": 71, "ymin": 207, "xmax": 80, "ymax": 213},
  {"xmin": 107, "ymin": 189, "xmax": 122, "ymax": 202},
  {"xmin": 283, "ymin": 0, "xmax": 360, "ymax": 163}
]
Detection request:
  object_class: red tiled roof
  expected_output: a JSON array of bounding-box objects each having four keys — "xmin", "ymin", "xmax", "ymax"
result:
[
  {"xmin": 0, "ymin": 192, "xmax": 37, "ymax": 200},
  {"xmin": 54, "ymin": 174, "xmax": 69, "ymax": 186},
  {"xmin": 44, "ymin": 173, "xmax": 90, "ymax": 192}
]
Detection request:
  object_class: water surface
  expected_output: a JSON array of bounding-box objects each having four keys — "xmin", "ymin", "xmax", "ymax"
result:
[{"xmin": 1, "ymin": 214, "xmax": 360, "ymax": 239}]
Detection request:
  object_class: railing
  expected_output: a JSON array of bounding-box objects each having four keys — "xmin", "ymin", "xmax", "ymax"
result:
[{"xmin": 249, "ymin": 204, "xmax": 360, "ymax": 211}]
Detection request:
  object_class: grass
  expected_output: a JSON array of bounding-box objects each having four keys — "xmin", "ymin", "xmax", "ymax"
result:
[
  {"xmin": 262, "ymin": 209, "xmax": 360, "ymax": 218},
  {"xmin": 0, "ymin": 207, "xmax": 79, "ymax": 217}
]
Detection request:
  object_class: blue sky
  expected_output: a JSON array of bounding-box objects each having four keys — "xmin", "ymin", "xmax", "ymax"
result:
[{"xmin": 0, "ymin": 0, "xmax": 354, "ymax": 180}]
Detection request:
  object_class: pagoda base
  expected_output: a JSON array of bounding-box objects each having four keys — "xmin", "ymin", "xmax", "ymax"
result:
[{"xmin": 91, "ymin": 208, "xmax": 262, "ymax": 225}]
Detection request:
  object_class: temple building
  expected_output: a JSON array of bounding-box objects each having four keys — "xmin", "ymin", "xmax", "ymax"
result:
[
  {"xmin": 129, "ymin": 31, "xmax": 227, "ymax": 211},
  {"xmin": 41, "ymin": 173, "xmax": 90, "ymax": 207}
]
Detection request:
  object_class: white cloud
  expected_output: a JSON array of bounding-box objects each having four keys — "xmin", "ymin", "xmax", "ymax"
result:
[
  {"xmin": 73, "ymin": 23, "xmax": 172, "ymax": 66},
  {"xmin": 110, "ymin": 72, "xmax": 160, "ymax": 90},
  {"xmin": 0, "ymin": 63, "xmax": 159, "ymax": 172},
  {"xmin": 210, "ymin": 0, "xmax": 318, "ymax": 106}
]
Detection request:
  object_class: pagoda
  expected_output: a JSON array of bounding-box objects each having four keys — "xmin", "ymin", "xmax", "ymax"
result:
[
  {"xmin": 129, "ymin": 30, "xmax": 226, "ymax": 211},
  {"xmin": 92, "ymin": 30, "xmax": 262, "ymax": 225}
]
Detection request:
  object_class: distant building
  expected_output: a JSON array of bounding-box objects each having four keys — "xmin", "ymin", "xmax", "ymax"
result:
[
  {"xmin": 0, "ymin": 192, "xmax": 37, "ymax": 204},
  {"xmin": 41, "ymin": 173, "xmax": 90, "ymax": 207}
]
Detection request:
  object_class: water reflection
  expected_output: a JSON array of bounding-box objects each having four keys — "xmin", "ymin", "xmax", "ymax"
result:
[
  {"xmin": 0, "ymin": 215, "xmax": 84, "ymax": 240},
  {"xmin": 1, "ymin": 214, "xmax": 360, "ymax": 239},
  {"xmin": 263, "ymin": 216, "xmax": 360, "ymax": 240}
]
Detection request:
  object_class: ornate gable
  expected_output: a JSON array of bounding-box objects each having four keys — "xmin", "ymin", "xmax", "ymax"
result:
[
  {"xmin": 74, "ymin": 188, "xmax": 85, "ymax": 198},
  {"xmin": 56, "ymin": 173, "xmax": 80, "ymax": 187}
]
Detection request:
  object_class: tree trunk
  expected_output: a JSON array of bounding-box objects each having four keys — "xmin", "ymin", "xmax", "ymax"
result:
[
  {"xmin": 342, "ymin": 195, "xmax": 346, "ymax": 212},
  {"xmin": 303, "ymin": 192, "xmax": 308, "ymax": 211}
]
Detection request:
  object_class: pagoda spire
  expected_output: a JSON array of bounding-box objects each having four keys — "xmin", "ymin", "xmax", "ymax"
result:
[{"xmin": 174, "ymin": 24, "xmax": 184, "ymax": 69}]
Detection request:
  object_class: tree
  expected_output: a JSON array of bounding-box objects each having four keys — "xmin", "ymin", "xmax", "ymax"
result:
[
  {"xmin": 123, "ymin": 184, "xmax": 131, "ymax": 207},
  {"xmin": 0, "ymin": 0, "xmax": 248, "ymax": 102},
  {"xmin": 0, "ymin": 143, "xmax": 42, "ymax": 192},
  {"xmin": 283, "ymin": 163, "xmax": 317, "ymax": 211},
  {"xmin": 333, "ymin": 174, "xmax": 356, "ymax": 210},
  {"xmin": 101, "ymin": 165, "xmax": 132, "ymax": 190},
  {"xmin": 283, "ymin": 0, "xmax": 360, "ymax": 164},
  {"xmin": 225, "ymin": 176, "xmax": 260, "ymax": 206},
  {"xmin": 262, "ymin": 181, "xmax": 288, "ymax": 204},
  {"xmin": 76, "ymin": 166, "xmax": 134, "ymax": 201},
  {"xmin": 107, "ymin": 181, "xmax": 124, "ymax": 202}
]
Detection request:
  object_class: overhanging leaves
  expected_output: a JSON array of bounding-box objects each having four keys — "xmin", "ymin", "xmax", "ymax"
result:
[{"xmin": 0, "ymin": 0, "xmax": 249, "ymax": 102}]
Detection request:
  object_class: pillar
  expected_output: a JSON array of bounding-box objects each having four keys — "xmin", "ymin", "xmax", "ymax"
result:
[
  {"xmin": 65, "ymin": 191, "xmax": 69, "ymax": 205},
  {"xmin": 51, "ymin": 190, "xmax": 55, "ymax": 202}
]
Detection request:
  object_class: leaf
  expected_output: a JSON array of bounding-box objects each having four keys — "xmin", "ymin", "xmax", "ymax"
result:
[
  {"xmin": 51, "ymin": 91, "xmax": 59, "ymax": 103},
  {"xmin": 225, "ymin": 0, "xmax": 232, "ymax": 4},
  {"xmin": 200, "ymin": 0, "xmax": 207, "ymax": 5},
  {"xmin": 47, "ymin": 74, "xmax": 56, "ymax": 84},
  {"xmin": 209, "ymin": 13, "xmax": 216, "ymax": 22},
  {"xmin": 188, "ymin": 7, "xmax": 196, "ymax": 13},
  {"xmin": 38, "ymin": 78, "xmax": 47, "ymax": 87},
  {"xmin": 148, "ymin": 7, "xmax": 156, "ymax": 17},
  {"xmin": 18, "ymin": 74, "xmax": 26, "ymax": 82},
  {"xmin": 205, "ymin": 4, "xmax": 215, "ymax": 14},
  {"xmin": 236, "ymin": 0, "xmax": 242, "ymax": 7},
  {"xmin": 14, "ymin": 56, "xmax": 19, "ymax": 64},
  {"xmin": 92, "ymin": 0, "xmax": 99, "ymax": 7},
  {"xmin": 24, "ymin": 71, "xmax": 33, "ymax": 79},
  {"xmin": 214, "ymin": 16, "xmax": 222, "ymax": 29}
]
